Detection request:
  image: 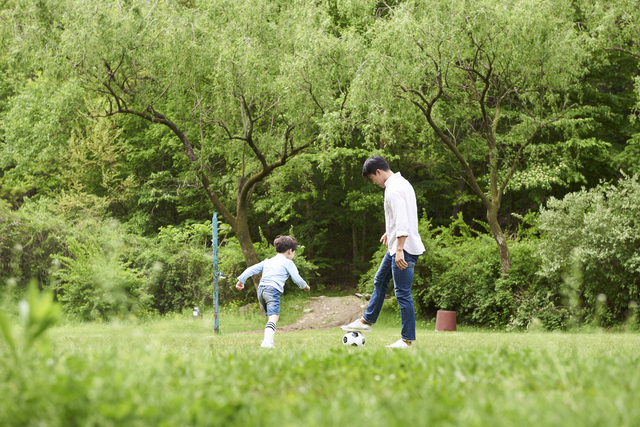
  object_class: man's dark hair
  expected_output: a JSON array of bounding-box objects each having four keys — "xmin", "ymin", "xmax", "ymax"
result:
[
  {"xmin": 274, "ymin": 235, "xmax": 298, "ymax": 253},
  {"xmin": 362, "ymin": 155, "xmax": 390, "ymax": 177}
]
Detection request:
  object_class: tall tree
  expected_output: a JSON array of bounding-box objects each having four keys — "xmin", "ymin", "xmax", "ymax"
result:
[
  {"xmin": 10, "ymin": 0, "xmax": 351, "ymax": 287},
  {"xmin": 582, "ymin": 0, "xmax": 640, "ymax": 174},
  {"xmin": 350, "ymin": 0, "xmax": 590, "ymax": 277}
]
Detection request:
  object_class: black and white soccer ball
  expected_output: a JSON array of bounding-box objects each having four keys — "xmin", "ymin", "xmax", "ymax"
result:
[{"xmin": 343, "ymin": 331, "xmax": 365, "ymax": 346}]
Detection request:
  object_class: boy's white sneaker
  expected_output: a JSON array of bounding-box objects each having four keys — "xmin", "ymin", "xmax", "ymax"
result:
[
  {"xmin": 260, "ymin": 341, "xmax": 275, "ymax": 349},
  {"xmin": 341, "ymin": 319, "xmax": 372, "ymax": 332},
  {"xmin": 385, "ymin": 339, "xmax": 412, "ymax": 349}
]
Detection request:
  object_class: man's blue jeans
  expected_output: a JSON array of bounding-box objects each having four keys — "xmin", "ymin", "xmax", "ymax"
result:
[{"xmin": 363, "ymin": 251, "xmax": 419, "ymax": 341}]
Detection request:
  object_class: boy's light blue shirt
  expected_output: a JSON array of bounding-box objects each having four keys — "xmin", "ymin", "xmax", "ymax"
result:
[{"xmin": 237, "ymin": 253, "xmax": 307, "ymax": 293}]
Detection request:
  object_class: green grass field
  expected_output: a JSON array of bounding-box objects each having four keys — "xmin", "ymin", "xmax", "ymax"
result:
[{"xmin": 2, "ymin": 304, "xmax": 640, "ymax": 426}]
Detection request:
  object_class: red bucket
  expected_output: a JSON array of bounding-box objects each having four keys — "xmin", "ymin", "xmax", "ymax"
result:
[{"xmin": 435, "ymin": 310, "xmax": 456, "ymax": 331}]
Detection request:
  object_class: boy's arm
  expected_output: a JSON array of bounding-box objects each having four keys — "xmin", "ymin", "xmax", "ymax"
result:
[
  {"xmin": 285, "ymin": 261, "xmax": 309, "ymax": 290},
  {"xmin": 236, "ymin": 261, "xmax": 265, "ymax": 290}
]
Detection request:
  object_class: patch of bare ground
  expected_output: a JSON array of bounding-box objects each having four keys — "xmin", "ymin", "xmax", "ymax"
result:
[
  {"xmin": 279, "ymin": 295, "xmax": 369, "ymax": 332},
  {"xmin": 236, "ymin": 295, "xmax": 369, "ymax": 334}
]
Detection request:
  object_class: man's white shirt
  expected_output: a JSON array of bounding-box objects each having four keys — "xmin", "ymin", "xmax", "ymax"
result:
[{"xmin": 384, "ymin": 172, "xmax": 426, "ymax": 256}]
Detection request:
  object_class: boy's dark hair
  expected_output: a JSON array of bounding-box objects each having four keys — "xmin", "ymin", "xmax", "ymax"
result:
[
  {"xmin": 274, "ymin": 235, "xmax": 298, "ymax": 253},
  {"xmin": 362, "ymin": 155, "xmax": 390, "ymax": 177}
]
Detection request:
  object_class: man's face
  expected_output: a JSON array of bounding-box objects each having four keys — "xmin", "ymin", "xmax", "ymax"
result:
[{"xmin": 367, "ymin": 170, "xmax": 386, "ymax": 188}]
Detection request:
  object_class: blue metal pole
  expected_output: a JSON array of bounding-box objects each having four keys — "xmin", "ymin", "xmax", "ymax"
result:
[{"xmin": 212, "ymin": 212, "xmax": 220, "ymax": 334}]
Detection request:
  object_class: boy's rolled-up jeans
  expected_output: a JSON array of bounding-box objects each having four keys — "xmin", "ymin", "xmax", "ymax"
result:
[
  {"xmin": 258, "ymin": 285, "xmax": 282, "ymax": 316},
  {"xmin": 363, "ymin": 250, "xmax": 419, "ymax": 342}
]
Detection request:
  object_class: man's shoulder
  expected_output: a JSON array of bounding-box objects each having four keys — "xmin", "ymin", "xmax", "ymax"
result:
[
  {"xmin": 389, "ymin": 175, "xmax": 415, "ymax": 191},
  {"xmin": 386, "ymin": 178, "xmax": 412, "ymax": 194}
]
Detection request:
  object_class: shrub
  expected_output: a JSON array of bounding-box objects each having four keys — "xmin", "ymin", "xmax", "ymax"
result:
[
  {"xmin": 0, "ymin": 199, "xmax": 70, "ymax": 289},
  {"xmin": 538, "ymin": 174, "xmax": 640, "ymax": 325},
  {"xmin": 1, "ymin": 199, "xmax": 152, "ymax": 320},
  {"xmin": 134, "ymin": 222, "xmax": 213, "ymax": 314},
  {"xmin": 0, "ymin": 198, "xmax": 314, "ymax": 318},
  {"xmin": 358, "ymin": 214, "xmax": 561, "ymax": 329},
  {"xmin": 52, "ymin": 223, "xmax": 149, "ymax": 321}
]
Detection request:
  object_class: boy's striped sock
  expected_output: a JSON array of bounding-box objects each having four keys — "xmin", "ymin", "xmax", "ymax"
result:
[{"xmin": 264, "ymin": 321, "xmax": 277, "ymax": 344}]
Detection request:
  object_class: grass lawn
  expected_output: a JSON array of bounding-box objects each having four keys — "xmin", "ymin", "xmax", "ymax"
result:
[{"xmin": 2, "ymin": 303, "xmax": 640, "ymax": 426}]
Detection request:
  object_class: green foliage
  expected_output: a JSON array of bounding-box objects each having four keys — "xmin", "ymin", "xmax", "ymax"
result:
[
  {"xmin": 359, "ymin": 215, "xmax": 562, "ymax": 330},
  {"xmin": 0, "ymin": 282, "xmax": 61, "ymax": 360},
  {"xmin": 136, "ymin": 222, "xmax": 213, "ymax": 314},
  {"xmin": 0, "ymin": 198, "xmax": 217, "ymax": 319},
  {"xmin": 0, "ymin": 78, "xmax": 84, "ymax": 203},
  {"xmin": 0, "ymin": 198, "xmax": 69, "ymax": 287},
  {"xmin": 2, "ymin": 0, "xmax": 640, "ymax": 328},
  {"xmin": 418, "ymin": 228, "xmax": 552, "ymax": 329},
  {"xmin": 52, "ymin": 225, "xmax": 148, "ymax": 321},
  {"xmin": 538, "ymin": 174, "xmax": 640, "ymax": 325}
]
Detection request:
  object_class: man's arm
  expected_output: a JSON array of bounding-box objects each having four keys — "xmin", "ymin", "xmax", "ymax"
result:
[
  {"xmin": 395, "ymin": 236, "xmax": 408, "ymax": 270},
  {"xmin": 387, "ymin": 189, "xmax": 409, "ymax": 269}
]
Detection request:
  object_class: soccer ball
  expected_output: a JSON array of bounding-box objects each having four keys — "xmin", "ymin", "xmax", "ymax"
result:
[{"xmin": 343, "ymin": 331, "xmax": 365, "ymax": 347}]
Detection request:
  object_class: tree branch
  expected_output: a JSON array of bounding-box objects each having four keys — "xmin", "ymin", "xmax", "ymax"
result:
[{"xmin": 603, "ymin": 46, "xmax": 640, "ymax": 60}]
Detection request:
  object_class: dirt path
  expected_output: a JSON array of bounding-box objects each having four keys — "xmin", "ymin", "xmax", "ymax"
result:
[
  {"xmin": 279, "ymin": 295, "xmax": 369, "ymax": 332},
  {"xmin": 237, "ymin": 295, "xmax": 369, "ymax": 333}
]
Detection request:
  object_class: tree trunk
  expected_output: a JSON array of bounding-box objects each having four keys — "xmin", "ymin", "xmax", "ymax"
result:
[
  {"xmin": 352, "ymin": 225, "xmax": 358, "ymax": 263},
  {"xmin": 361, "ymin": 213, "xmax": 366, "ymax": 263},
  {"xmin": 235, "ymin": 205, "xmax": 265, "ymax": 315},
  {"xmin": 451, "ymin": 177, "xmax": 466, "ymax": 235},
  {"xmin": 486, "ymin": 203, "xmax": 511, "ymax": 279},
  {"xmin": 235, "ymin": 207, "xmax": 261, "ymax": 290}
]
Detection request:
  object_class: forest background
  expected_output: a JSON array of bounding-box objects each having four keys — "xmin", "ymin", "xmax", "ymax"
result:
[{"xmin": 1, "ymin": 0, "xmax": 640, "ymax": 330}]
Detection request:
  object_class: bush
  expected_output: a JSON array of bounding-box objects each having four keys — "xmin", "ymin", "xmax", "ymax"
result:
[
  {"xmin": 417, "ymin": 218, "xmax": 559, "ymax": 329},
  {"xmin": 1, "ymin": 199, "xmax": 314, "ymax": 318},
  {"xmin": 538, "ymin": 174, "xmax": 640, "ymax": 325},
  {"xmin": 0, "ymin": 199, "xmax": 70, "ymax": 289},
  {"xmin": 135, "ymin": 222, "xmax": 213, "ymax": 314},
  {"xmin": 52, "ymin": 222, "xmax": 149, "ymax": 321},
  {"xmin": 358, "ymin": 214, "xmax": 562, "ymax": 330}
]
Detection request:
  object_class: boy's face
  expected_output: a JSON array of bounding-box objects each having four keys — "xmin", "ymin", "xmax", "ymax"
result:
[
  {"xmin": 284, "ymin": 249, "xmax": 295, "ymax": 260},
  {"xmin": 367, "ymin": 170, "xmax": 386, "ymax": 188}
]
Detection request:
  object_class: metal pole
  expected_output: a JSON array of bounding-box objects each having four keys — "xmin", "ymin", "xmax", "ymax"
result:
[{"xmin": 212, "ymin": 212, "xmax": 220, "ymax": 334}]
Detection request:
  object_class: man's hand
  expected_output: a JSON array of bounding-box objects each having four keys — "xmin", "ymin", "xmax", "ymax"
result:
[
  {"xmin": 395, "ymin": 250, "xmax": 408, "ymax": 270},
  {"xmin": 380, "ymin": 233, "xmax": 388, "ymax": 246},
  {"xmin": 304, "ymin": 285, "xmax": 310, "ymax": 291},
  {"xmin": 235, "ymin": 281, "xmax": 244, "ymax": 290}
]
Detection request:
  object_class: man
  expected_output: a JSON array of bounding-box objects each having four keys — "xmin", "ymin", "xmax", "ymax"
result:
[{"xmin": 342, "ymin": 156, "xmax": 425, "ymax": 348}]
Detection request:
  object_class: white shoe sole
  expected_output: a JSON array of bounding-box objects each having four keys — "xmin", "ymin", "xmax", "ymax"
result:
[
  {"xmin": 340, "ymin": 323, "xmax": 372, "ymax": 332},
  {"xmin": 386, "ymin": 339, "xmax": 412, "ymax": 348}
]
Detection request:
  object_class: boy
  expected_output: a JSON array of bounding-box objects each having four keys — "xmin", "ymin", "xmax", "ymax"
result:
[
  {"xmin": 236, "ymin": 235, "xmax": 310, "ymax": 348},
  {"xmin": 341, "ymin": 156, "xmax": 425, "ymax": 348}
]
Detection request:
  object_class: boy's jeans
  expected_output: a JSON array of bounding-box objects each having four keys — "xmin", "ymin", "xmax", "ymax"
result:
[
  {"xmin": 363, "ymin": 251, "xmax": 419, "ymax": 342},
  {"xmin": 258, "ymin": 285, "xmax": 282, "ymax": 316}
]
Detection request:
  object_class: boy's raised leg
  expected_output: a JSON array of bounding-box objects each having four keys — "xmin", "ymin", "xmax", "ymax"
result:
[{"xmin": 262, "ymin": 314, "xmax": 278, "ymax": 348}]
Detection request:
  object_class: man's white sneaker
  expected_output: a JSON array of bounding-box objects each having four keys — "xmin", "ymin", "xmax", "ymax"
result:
[
  {"xmin": 341, "ymin": 319, "xmax": 372, "ymax": 332},
  {"xmin": 260, "ymin": 341, "xmax": 275, "ymax": 349},
  {"xmin": 385, "ymin": 339, "xmax": 412, "ymax": 348}
]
